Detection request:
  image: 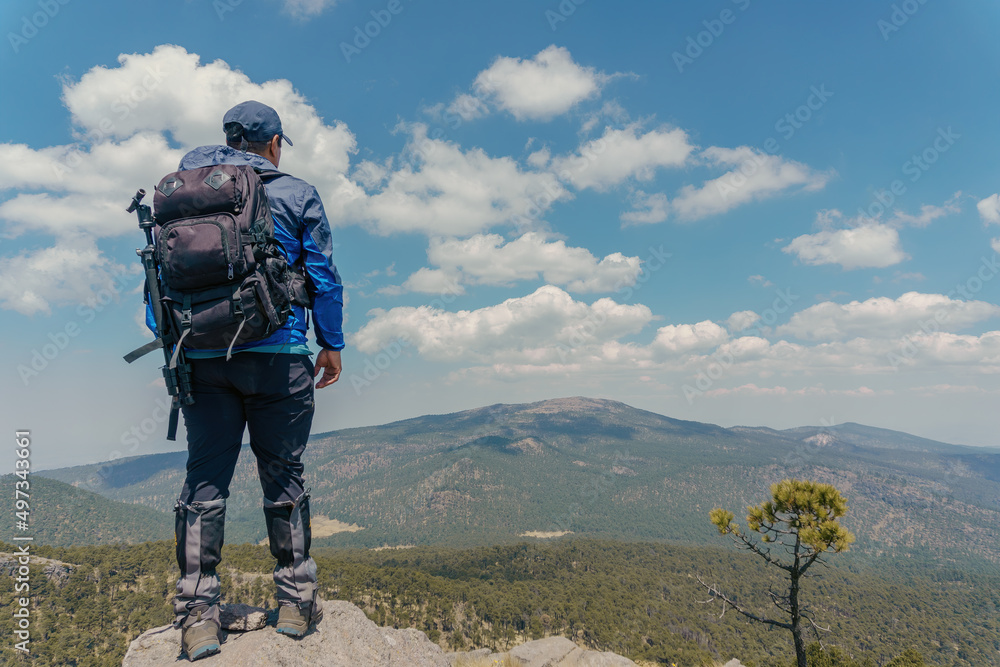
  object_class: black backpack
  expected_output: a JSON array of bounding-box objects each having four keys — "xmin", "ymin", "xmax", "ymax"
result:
[{"xmin": 151, "ymin": 163, "xmax": 308, "ymax": 359}]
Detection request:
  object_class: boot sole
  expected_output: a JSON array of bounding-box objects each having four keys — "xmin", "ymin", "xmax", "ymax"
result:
[{"xmin": 187, "ymin": 641, "xmax": 220, "ymax": 661}]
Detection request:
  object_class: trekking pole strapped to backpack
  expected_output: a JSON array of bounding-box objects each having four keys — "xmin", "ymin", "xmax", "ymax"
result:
[{"xmin": 123, "ymin": 189, "xmax": 194, "ymax": 441}]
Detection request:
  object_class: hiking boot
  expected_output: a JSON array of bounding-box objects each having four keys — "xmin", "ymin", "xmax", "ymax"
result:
[
  {"xmin": 182, "ymin": 607, "xmax": 221, "ymax": 661},
  {"xmin": 276, "ymin": 597, "xmax": 323, "ymax": 637}
]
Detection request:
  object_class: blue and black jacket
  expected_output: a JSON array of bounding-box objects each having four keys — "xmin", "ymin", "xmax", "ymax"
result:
[{"xmin": 146, "ymin": 145, "xmax": 344, "ymax": 353}]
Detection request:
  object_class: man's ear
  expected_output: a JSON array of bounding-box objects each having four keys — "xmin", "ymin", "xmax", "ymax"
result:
[{"xmin": 265, "ymin": 134, "xmax": 281, "ymax": 167}]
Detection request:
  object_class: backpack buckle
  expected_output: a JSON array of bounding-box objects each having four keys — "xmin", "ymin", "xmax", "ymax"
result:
[
  {"xmin": 180, "ymin": 294, "xmax": 192, "ymax": 329},
  {"xmin": 232, "ymin": 287, "xmax": 244, "ymax": 318}
]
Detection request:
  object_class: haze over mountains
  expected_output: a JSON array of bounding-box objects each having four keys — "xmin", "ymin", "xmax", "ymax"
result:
[{"xmin": 34, "ymin": 397, "xmax": 1000, "ymax": 568}]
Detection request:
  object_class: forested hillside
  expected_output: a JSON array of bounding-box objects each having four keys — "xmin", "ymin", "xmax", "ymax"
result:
[
  {"xmin": 0, "ymin": 475, "xmax": 172, "ymax": 546},
  {"xmin": 1, "ymin": 539, "xmax": 996, "ymax": 666}
]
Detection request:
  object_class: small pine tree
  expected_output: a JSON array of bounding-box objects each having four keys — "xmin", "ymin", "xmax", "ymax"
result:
[{"xmin": 703, "ymin": 479, "xmax": 855, "ymax": 667}]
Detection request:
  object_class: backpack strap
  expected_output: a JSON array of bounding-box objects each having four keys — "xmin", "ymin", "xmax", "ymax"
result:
[
  {"xmin": 124, "ymin": 337, "xmax": 164, "ymax": 363},
  {"xmin": 253, "ymin": 168, "xmax": 286, "ymax": 182},
  {"xmin": 169, "ymin": 293, "xmax": 194, "ymax": 369},
  {"xmin": 251, "ymin": 169, "xmax": 309, "ymax": 279}
]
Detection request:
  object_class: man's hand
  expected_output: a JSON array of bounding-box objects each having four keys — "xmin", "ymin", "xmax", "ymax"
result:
[{"xmin": 314, "ymin": 349, "xmax": 342, "ymax": 388}]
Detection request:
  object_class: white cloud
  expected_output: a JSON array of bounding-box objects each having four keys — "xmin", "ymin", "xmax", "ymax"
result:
[
  {"xmin": 551, "ymin": 123, "xmax": 694, "ymax": 191},
  {"xmin": 397, "ymin": 232, "xmax": 642, "ymax": 293},
  {"xmin": 650, "ymin": 321, "xmax": 729, "ymax": 354},
  {"xmin": 350, "ymin": 123, "xmax": 570, "ymax": 236},
  {"xmin": 680, "ymin": 329, "xmax": 1000, "ymax": 379},
  {"xmin": 579, "ymin": 101, "xmax": 631, "ymax": 136},
  {"xmin": 888, "ymin": 195, "xmax": 960, "ymax": 228},
  {"xmin": 526, "ymin": 147, "xmax": 551, "ymax": 169},
  {"xmin": 777, "ymin": 292, "xmax": 1000, "ymax": 341},
  {"xmin": 353, "ymin": 285, "xmax": 653, "ymax": 362},
  {"xmin": 702, "ymin": 384, "xmax": 883, "ymax": 398},
  {"xmin": 905, "ymin": 331, "xmax": 1000, "ymax": 367},
  {"xmin": 782, "ymin": 223, "xmax": 907, "ymax": 270},
  {"xmin": 352, "ymin": 159, "xmax": 390, "ymax": 190},
  {"xmin": 992, "ymin": 238, "xmax": 1000, "ymax": 255},
  {"xmin": 621, "ymin": 191, "xmax": 669, "ymax": 225},
  {"xmin": 352, "ymin": 284, "xmax": 1000, "ymax": 382},
  {"xmin": 978, "ymin": 194, "xmax": 1000, "ymax": 224},
  {"xmin": 672, "ymin": 147, "xmax": 832, "ymax": 220},
  {"xmin": 446, "ymin": 94, "xmax": 489, "ymax": 122},
  {"xmin": 0, "ymin": 235, "xmax": 131, "ymax": 316},
  {"xmin": 0, "ymin": 133, "xmax": 182, "ymax": 238},
  {"xmin": 726, "ymin": 310, "xmax": 761, "ymax": 332},
  {"xmin": 472, "ymin": 45, "xmax": 610, "ymax": 121},
  {"xmin": 781, "ymin": 199, "xmax": 961, "ymax": 272},
  {"xmin": 395, "ymin": 268, "xmax": 465, "ymax": 295}
]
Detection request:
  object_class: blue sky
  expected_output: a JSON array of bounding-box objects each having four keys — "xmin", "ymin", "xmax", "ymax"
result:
[{"xmin": 3, "ymin": 0, "xmax": 1000, "ymax": 470}]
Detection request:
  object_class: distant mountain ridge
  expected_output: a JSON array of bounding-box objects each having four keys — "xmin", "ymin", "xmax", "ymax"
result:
[{"xmin": 39, "ymin": 397, "xmax": 1000, "ymax": 567}]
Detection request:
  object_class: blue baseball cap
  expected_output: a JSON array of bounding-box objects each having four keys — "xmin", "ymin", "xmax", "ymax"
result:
[{"xmin": 223, "ymin": 100, "xmax": 293, "ymax": 146}]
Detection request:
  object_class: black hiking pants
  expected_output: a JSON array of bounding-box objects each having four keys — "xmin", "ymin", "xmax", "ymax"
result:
[{"xmin": 172, "ymin": 353, "xmax": 319, "ymax": 626}]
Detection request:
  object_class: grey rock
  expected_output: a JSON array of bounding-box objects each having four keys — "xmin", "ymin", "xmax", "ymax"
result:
[
  {"xmin": 564, "ymin": 648, "xmax": 636, "ymax": 666},
  {"xmin": 42, "ymin": 562, "xmax": 74, "ymax": 586},
  {"xmin": 0, "ymin": 554, "xmax": 75, "ymax": 586},
  {"xmin": 122, "ymin": 600, "xmax": 450, "ymax": 666},
  {"xmin": 723, "ymin": 660, "xmax": 746, "ymax": 667},
  {"xmin": 505, "ymin": 636, "xmax": 637, "ymax": 667},
  {"xmin": 510, "ymin": 637, "xmax": 578, "ymax": 666},
  {"xmin": 219, "ymin": 603, "xmax": 269, "ymax": 632}
]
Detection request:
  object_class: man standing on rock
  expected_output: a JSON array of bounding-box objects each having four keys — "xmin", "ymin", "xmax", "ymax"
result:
[{"xmin": 157, "ymin": 101, "xmax": 344, "ymax": 661}]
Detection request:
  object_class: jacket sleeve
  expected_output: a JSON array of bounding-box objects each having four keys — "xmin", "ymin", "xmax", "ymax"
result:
[{"xmin": 299, "ymin": 185, "xmax": 345, "ymax": 350}]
